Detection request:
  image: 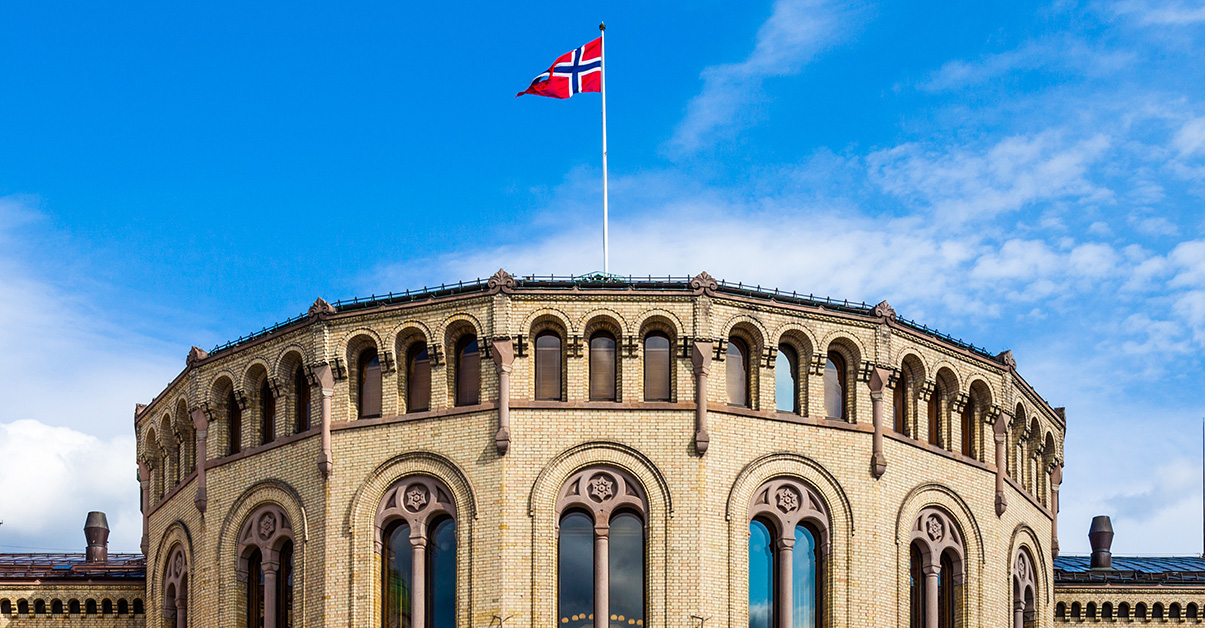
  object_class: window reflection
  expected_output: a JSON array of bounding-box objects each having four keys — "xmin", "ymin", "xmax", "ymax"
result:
[
  {"xmin": 792, "ymin": 526, "xmax": 817, "ymax": 628},
  {"xmin": 823, "ymin": 352, "xmax": 845, "ymax": 419},
  {"xmin": 408, "ymin": 343, "xmax": 431, "ymax": 413},
  {"xmin": 727, "ymin": 339, "xmax": 748, "ymax": 407},
  {"xmin": 559, "ymin": 512, "xmax": 594, "ymax": 626},
  {"xmin": 456, "ymin": 337, "xmax": 480, "ymax": 406},
  {"xmin": 609, "ymin": 513, "xmax": 644, "ymax": 627},
  {"xmin": 590, "ymin": 333, "xmax": 617, "ymax": 401},
  {"xmin": 749, "ymin": 520, "xmax": 773, "ymax": 628},
  {"xmin": 429, "ymin": 518, "xmax": 456, "ymax": 628},
  {"xmin": 643, "ymin": 333, "xmax": 671, "ymax": 402},
  {"xmin": 383, "ymin": 521, "xmax": 413, "ymax": 628},
  {"xmin": 536, "ymin": 332, "xmax": 563, "ymax": 401},
  {"xmin": 776, "ymin": 345, "xmax": 798, "ymax": 413}
]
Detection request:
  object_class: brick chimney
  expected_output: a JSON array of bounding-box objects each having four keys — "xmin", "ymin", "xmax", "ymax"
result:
[{"xmin": 84, "ymin": 511, "xmax": 109, "ymax": 564}]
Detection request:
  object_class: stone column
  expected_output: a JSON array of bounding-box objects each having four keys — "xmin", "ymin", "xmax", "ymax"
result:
[
  {"xmin": 994, "ymin": 416, "xmax": 1008, "ymax": 517},
  {"xmin": 868, "ymin": 368, "xmax": 890, "ymax": 478},
  {"xmin": 776, "ymin": 536, "xmax": 796, "ymax": 628},
  {"xmin": 594, "ymin": 523, "xmax": 610, "ymax": 628},
  {"xmin": 691, "ymin": 341, "xmax": 713, "ymax": 455},
  {"xmin": 263, "ymin": 560, "xmax": 279, "ymax": 628},
  {"xmin": 315, "ymin": 364, "xmax": 334, "ymax": 477},
  {"xmin": 924, "ymin": 563, "xmax": 940, "ymax": 628},
  {"xmin": 1050, "ymin": 463, "xmax": 1062, "ymax": 557},
  {"xmin": 190, "ymin": 407, "xmax": 209, "ymax": 513},
  {"xmin": 411, "ymin": 536, "xmax": 428, "ymax": 628},
  {"xmin": 176, "ymin": 595, "xmax": 187, "ymax": 628},
  {"xmin": 491, "ymin": 337, "xmax": 515, "ymax": 455},
  {"xmin": 1013, "ymin": 598, "xmax": 1024, "ymax": 628},
  {"xmin": 138, "ymin": 460, "xmax": 150, "ymax": 555}
]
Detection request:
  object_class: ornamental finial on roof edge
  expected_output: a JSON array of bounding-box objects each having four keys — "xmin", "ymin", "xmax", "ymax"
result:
[
  {"xmin": 308, "ymin": 297, "xmax": 336, "ymax": 317},
  {"xmin": 690, "ymin": 271, "xmax": 718, "ymax": 292},
  {"xmin": 996, "ymin": 350, "xmax": 1016, "ymax": 370},
  {"xmin": 873, "ymin": 300, "xmax": 896, "ymax": 320},
  {"xmin": 488, "ymin": 268, "xmax": 516, "ymax": 292},
  {"xmin": 186, "ymin": 346, "xmax": 208, "ymax": 365}
]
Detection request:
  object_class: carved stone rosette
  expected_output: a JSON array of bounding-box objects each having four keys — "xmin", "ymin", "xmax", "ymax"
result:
[
  {"xmin": 556, "ymin": 466, "xmax": 647, "ymax": 524},
  {"xmin": 748, "ymin": 477, "xmax": 832, "ymax": 554},
  {"xmin": 374, "ymin": 475, "xmax": 457, "ymax": 552}
]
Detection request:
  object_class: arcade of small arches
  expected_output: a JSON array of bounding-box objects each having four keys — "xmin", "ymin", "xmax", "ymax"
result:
[
  {"xmin": 1055, "ymin": 600, "xmax": 1204, "ymax": 622},
  {"xmin": 0, "ymin": 596, "xmax": 144, "ymax": 618}
]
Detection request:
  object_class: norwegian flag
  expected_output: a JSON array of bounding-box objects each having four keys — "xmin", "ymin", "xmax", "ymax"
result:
[{"xmin": 516, "ymin": 37, "xmax": 602, "ymax": 99}]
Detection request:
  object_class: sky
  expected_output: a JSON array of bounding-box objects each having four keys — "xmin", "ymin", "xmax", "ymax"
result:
[{"xmin": 1, "ymin": 0, "xmax": 1204, "ymax": 555}]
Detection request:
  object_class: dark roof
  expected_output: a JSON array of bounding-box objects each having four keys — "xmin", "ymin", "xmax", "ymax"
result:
[
  {"xmin": 0, "ymin": 553, "xmax": 145, "ymax": 581},
  {"xmin": 1055, "ymin": 555, "xmax": 1205, "ymax": 585}
]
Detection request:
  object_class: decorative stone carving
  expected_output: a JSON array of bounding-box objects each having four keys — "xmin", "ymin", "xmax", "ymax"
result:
[
  {"xmin": 689, "ymin": 271, "xmax": 718, "ymax": 293},
  {"xmin": 910, "ymin": 507, "xmax": 965, "ymax": 585},
  {"xmin": 259, "ymin": 512, "xmax": 277, "ymax": 539},
  {"xmin": 749, "ymin": 477, "xmax": 832, "ymax": 556},
  {"xmin": 236, "ymin": 504, "xmax": 293, "ymax": 583},
  {"xmin": 775, "ymin": 487, "xmax": 799, "ymax": 513},
  {"xmin": 488, "ymin": 268, "xmax": 517, "ymax": 292},
  {"xmin": 308, "ymin": 297, "xmax": 336, "ymax": 317},
  {"xmin": 556, "ymin": 466, "xmax": 647, "ymax": 523},
  {"xmin": 873, "ymin": 300, "xmax": 896, "ymax": 320},
  {"xmin": 374, "ymin": 475, "xmax": 456, "ymax": 552},
  {"xmin": 588, "ymin": 475, "xmax": 615, "ymax": 502},
  {"xmin": 404, "ymin": 485, "xmax": 430, "ymax": 512},
  {"xmin": 997, "ymin": 349, "xmax": 1017, "ymax": 369},
  {"xmin": 186, "ymin": 346, "xmax": 208, "ymax": 365},
  {"xmin": 925, "ymin": 515, "xmax": 944, "ymax": 542}
]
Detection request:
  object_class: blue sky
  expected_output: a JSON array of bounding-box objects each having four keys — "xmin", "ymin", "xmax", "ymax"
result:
[{"xmin": 2, "ymin": 0, "xmax": 1205, "ymax": 554}]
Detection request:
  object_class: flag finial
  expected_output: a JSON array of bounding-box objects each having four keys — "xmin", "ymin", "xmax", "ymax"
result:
[{"xmin": 600, "ymin": 22, "xmax": 606, "ymax": 31}]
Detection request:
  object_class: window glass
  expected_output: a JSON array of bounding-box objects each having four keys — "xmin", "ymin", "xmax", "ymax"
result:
[
  {"xmin": 961, "ymin": 394, "xmax": 974, "ymax": 456},
  {"xmin": 793, "ymin": 525, "xmax": 818, "ymax": 628},
  {"xmin": 261, "ymin": 379, "xmax": 275, "ymax": 444},
  {"xmin": 457, "ymin": 337, "xmax": 481, "ymax": 406},
  {"xmin": 748, "ymin": 519, "xmax": 773, "ymax": 628},
  {"xmin": 247, "ymin": 548, "xmax": 264, "ymax": 628},
  {"xmin": 558, "ymin": 512, "xmax": 594, "ymax": 626},
  {"xmin": 590, "ymin": 333, "xmax": 617, "ymax": 401},
  {"xmin": 360, "ymin": 349, "xmax": 382, "ymax": 418},
  {"xmin": 609, "ymin": 513, "xmax": 644, "ymax": 626},
  {"xmin": 727, "ymin": 339, "xmax": 748, "ymax": 407},
  {"xmin": 893, "ymin": 380, "xmax": 906, "ymax": 434},
  {"xmin": 643, "ymin": 333, "xmax": 671, "ymax": 402},
  {"xmin": 823, "ymin": 353, "xmax": 845, "ymax": 419},
  {"xmin": 776, "ymin": 345, "xmax": 798, "ymax": 413},
  {"xmin": 294, "ymin": 366, "xmax": 310, "ymax": 433},
  {"xmin": 383, "ymin": 522, "xmax": 413, "ymax": 628},
  {"xmin": 928, "ymin": 388, "xmax": 941, "ymax": 446},
  {"xmin": 909, "ymin": 544, "xmax": 924, "ymax": 628},
  {"xmin": 939, "ymin": 551, "xmax": 956, "ymax": 628},
  {"xmin": 228, "ymin": 390, "xmax": 242, "ymax": 455},
  {"xmin": 279, "ymin": 541, "xmax": 293, "ymax": 628},
  {"xmin": 429, "ymin": 518, "xmax": 456, "ymax": 628},
  {"xmin": 536, "ymin": 332, "xmax": 563, "ymax": 401},
  {"xmin": 409, "ymin": 343, "xmax": 431, "ymax": 413}
]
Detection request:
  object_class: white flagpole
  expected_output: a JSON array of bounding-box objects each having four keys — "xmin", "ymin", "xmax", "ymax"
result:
[{"xmin": 600, "ymin": 22, "xmax": 609, "ymax": 275}]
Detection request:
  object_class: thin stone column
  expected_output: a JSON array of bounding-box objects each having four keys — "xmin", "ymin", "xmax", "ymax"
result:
[
  {"xmin": 411, "ymin": 537, "xmax": 427, "ymax": 628},
  {"xmin": 315, "ymin": 364, "xmax": 334, "ymax": 477},
  {"xmin": 263, "ymin": 561, "xmax": 279, "ymax": 628},
  {"xmin": 776, "ymin": 537, "xmax": 796, "ymax": 628},
  {"xmin": 994, "ymin": 416, "xmax": 1008, "ymax": 516},
  {"xmin": 1013, "ymin": 598, "xmax": 1024, "ymax": 628},
  {"xmin": 176, "ymin": 595, "xmax": 187, "ymax": 628},
  {"xmin": 923, "ymin": 563, "xmax": 940, "ymax": 628},
  {"xmin": 190, "ymin": 407, "xmax": 208, "ymax": 512},
  {"xmin": 491, "ymin": 337, "xmax": 515, "ymax": 455},
  {"xmin": 691, "ymin": 341, "xmax": 712, "ymax": 455},
  {"xmin": 594, "ymin": 524, "xmax": 610, "ymax": 628}
]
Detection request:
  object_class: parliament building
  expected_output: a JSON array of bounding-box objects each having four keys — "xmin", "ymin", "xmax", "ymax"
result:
[{"xmin": 1, "ymin": 269, "xmax": 1202, "ymax": 627}]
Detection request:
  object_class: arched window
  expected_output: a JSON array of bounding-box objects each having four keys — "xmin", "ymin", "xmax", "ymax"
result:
[
  {"xmin": 133, "ymin": 599, "xmax": 143, "ymax": 615},
  {"xmin": 928, "ymin": 385, "xmax": 942, "ymax": 447},
  {"xmin": 535, "ymin": 332, "xmax": 563, "ymax": 401},
  {"xmin": 86, "ymin": 600, "xmax": 97, "ymax": 614},
  {"xmin": 1086, "ymin": 601, "xmax": 1096, "ymax": 619},
  {"xmin": 1186, "ymin": 602, "xmax": 1197, "ymax": 619},
  {"xmin": 377, "ymin": 475, "xmax": 458, "ymax": 628},
  {"xmin": 1118, "ymin": 602, "xmax": 1129, "ymax": 618},
  {"xmin": 776, "ymin": 344, "xmax": 799, "ymax": 414},
  {"xmin": 359, "ymin": 349, "xmax": 383, "ymax": 418},
  {"xmin": 727, "ymin": 337, "xmax": 749, "ymax": 407},
  {"xmin": 260, "ymin": 379, "xmax": 276, "ymax": 445},
  {"xmin": 747, "ymin": 478, "xmax": 829, "ymax": 628},
  {"xmin": 1102, "ymin": 602, "xmax": 1113, "ymax": 619},
  {"xmin": 293, "ymin": 366, "xmax": 310, "ymax": 433},
  {"xmin": 407, "ymin": 342, "xmax": 431, "ymax": 413},
  {"xmin": 227, "ymin": 390, "xmax": 242, "ymax": 455},
  {"xmin": 1171, "ymin": 602, "xmax": 1182, "ymax": 619},
  {"xmin": 824, "ymin": 351, "xmax": 846, "ymax": 419},
  {"xmin": 557, "ymin": 467, "xmax": 647, "ymax": 628},
  {"xmin": 117, "ymin": 599, "xmax": 127, "ymax": 615},
  {"xmin": 164, "ymin": 544, "xmax": 188, "ymax": 628},
  {"xmin": 1012, "ymin": 549, "xmax": 1036, "ymax": 628},
  {"xmin": 456, "ymin": 335, "xmax": 481, "ymax": 406},
  {"xmin": 51, "ymin": 600, "xmax": 62, "ymax": 614},
  {"xmin": 238, "ymin": 504, "xmax": 295, "ymax": 628},
  {"xmin": 1136, "ymin": 603, "xmax": 1148, "ymax": 619},
  {"xmin": 69, "ymin": 599, "xmax": 79, "ymax": 614},
  {"xmin": 588, "ymin": 331, "xmax": 618, "ymax": 402},
  {"xmin": 589, "ymin": 332, "xmax": 618, "ymax": 401},
  {"xmin": 893, "ymin": 380, "xmax": 906, "ymax": 434},
  {"xmin": 101, "ymin": 600, "xmax": 111, "ymax": 615},
  {"xmin": 643, "ymin": 333, "xmax": 671, "ymax": 402},
  {"xmin": 0, "ymin": 599, "xmax": 9, "ymax": 615},
  {"xmin": 908, "ymin": 508, "xmax": 964, "ymax": 628}
]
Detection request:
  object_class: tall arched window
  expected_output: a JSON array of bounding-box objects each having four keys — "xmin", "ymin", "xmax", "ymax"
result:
[
  {"xmin": 293, "ymin": 366, "xmax": 310, "ymax": 433},
  {"xmin": 727, "ymin": 338, "xmax": 749, "ymax": 407},
  {"xmin": 377, "ymin": 475, "xmax": 458, "ymax": 628},
  {"xmin": 227, "ymin": 390, "xmax": 242, "ymax": 455},
  {"xmin": 893, "ymin": 379, "xmax": 907, "ymax": 434},
  {"xmin": 643, "ymin": 333, "xmax": 671, "ymax": 402},
  {"xmin": 238, "ymin": 505, "xmax": 295, "ymax": 628},
  {"xmin": 776, "ymin": 344, "xmax": 798, "ymax": 414},
  {"xmin": 456, "ymin": 335, "xmax": 481, "ymax": 406},
  {"xmin": 589, "ymin": 332, "xmax": 617, "ymax": 401},
  {"xmin": 260, "ymin": 379, "xmax": 276, "ymax": 445},
  {"xmin": 535, "ymin": 332, "xmax": 563, "ymax": 401},
  {"xmin": 163, "ymin": 545, "xmax": 188, "ymax": 628},
  {"xmin": 359, "ymin": 349, "xmax": 382, "ymax": 418},
  {"xmin": 408, "ymin": 342, "xmax": 431, "ymax": 413},
  {"xmin": 1012, "ymin": 549, "xmax": 1036, "ymax": 628},
  {"xmin": 961, "ymin": 392, "xmax": 976, "ymax": 458},
  {"xmin": 557, "ymin": 467, "xmax": 647, "ymax": 628},
  {"xmin": 927, "ymin": 385, "xmax": 941, "ymax": 447},
  {"xmin": 824, "ymin": 351, "xmax": 846, "ymax": 419},
  {"xmin": 908, "ymin": 508, "xmax": 964, "ymax": 628},
  {"xmin": 747, "ymin": 477, "xmax": 829, "ymax": 628}
]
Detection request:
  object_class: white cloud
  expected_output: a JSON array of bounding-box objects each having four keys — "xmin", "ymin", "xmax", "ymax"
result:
[
  {"xmin": 0, "ymin": 420, "xmax": 140, "ymax": 552},
  {"xmin": 1173, "ymin": 117, "xmax": 1205, "ymax": 155},
  {"xmin": 1113, "ymin": 0, "xmax": 1205, "ymax": 25},
  {"xmin": 666, "ymin": 0, "xmax": 859, "ymax": 155},
  {"xmin": 918, "ymin": 38, "xmax": 1133, "ymax": 92}
]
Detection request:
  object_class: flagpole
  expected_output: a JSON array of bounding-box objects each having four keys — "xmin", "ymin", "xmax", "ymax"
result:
[{"xmin": 600, "ymin": 22, "xmax": 610, "ymax": 275}]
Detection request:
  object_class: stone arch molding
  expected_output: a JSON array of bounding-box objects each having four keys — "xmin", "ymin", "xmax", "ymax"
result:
[
  {"xmin": 718, "ymin": 313, "xmax": 769, "ymax": 346},
  {"xmin": 1009, "ymin": 523, "xmax": 1050, "ymax": 607},
  {"xmin": 576, "ymin": 307, "xmax": 631, "ymax": 336},
  {"xmin": 1013, "ymin": 546, "xmax": 1037, "ymax": 626},
  {"xmin": 437, "ymin": 311, "xmax": 486, "ymax": 343},
  {"xmin": 895, "ymin": 484, "xmax": 985, "ymax": 627},
  {"xmin": 749, "ymin": 478, "xmax": 831, "ymax": 554},
  {"xmin": 556, "ymin": 466, "xmax": 647, "ymax": 523},
  {"xmin": 632, "ymin": 308, "xmax": 686, "ymax": 337},
  {"xmin": 519, "ymin": 306, "xmax": 574, "ymax": 336},
  {"xmin": 344, "ymin": 451, "xmax": 477, "ymax": 628},
  {"xmin": 149, "ymin": 520, "xmax": 193, "ymax": 626},
  {"xmin": 374, "ymin": 475, "xmax": 457, "ymax": 552},
  {"xmin": 162, "ymin": 543, "xmax": 189, "ymax": 627},
  {"xmin": 529, "ymin": 442, "xmax": 671, "ymax": 628}
]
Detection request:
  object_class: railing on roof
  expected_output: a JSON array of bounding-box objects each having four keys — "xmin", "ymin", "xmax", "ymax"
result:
[{"xmin": 207, "ymin": 274, "xmax": 1001, "ymax": 364}]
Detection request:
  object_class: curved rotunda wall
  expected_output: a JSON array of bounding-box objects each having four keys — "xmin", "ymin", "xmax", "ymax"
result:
[{"xmin": 134, "ymin": 274, "xmax": 1065, "ymax": 627}]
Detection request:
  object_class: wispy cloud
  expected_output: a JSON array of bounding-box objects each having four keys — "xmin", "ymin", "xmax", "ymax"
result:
[
  {"xmin": 1113, "ymin": 0, "xmax": 1205, "ymax": 25},
  {"xmin": 666, "ymin": 0, "xmax": 861, "ymax": 156}
]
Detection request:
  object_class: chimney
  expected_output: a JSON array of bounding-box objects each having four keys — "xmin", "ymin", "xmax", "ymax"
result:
[
  {"xmin": 84, "ymin": 511, "xmax": 109, "ymax": 564},
  {"xmin": 1089, "ymin": 515, "xmax": 1113, "ymax": 569}
]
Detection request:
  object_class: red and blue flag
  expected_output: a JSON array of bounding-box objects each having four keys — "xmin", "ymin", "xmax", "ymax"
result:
[{"xmin": 516, "ymin": 37, "xmax": 602, "ymax": 99}]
